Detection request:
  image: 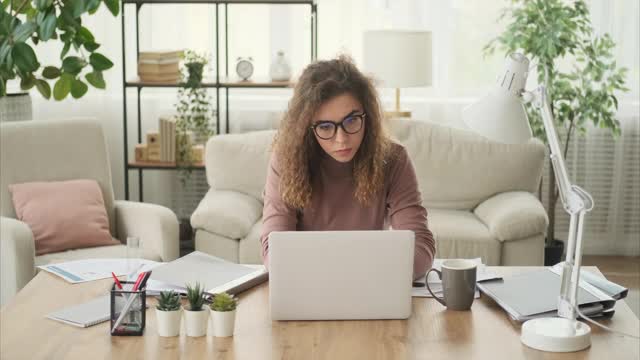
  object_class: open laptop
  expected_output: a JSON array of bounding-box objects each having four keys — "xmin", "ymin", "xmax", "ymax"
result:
[{"xmin": 269, "ymin": 230, "xmax": 414, "ymax": 320}]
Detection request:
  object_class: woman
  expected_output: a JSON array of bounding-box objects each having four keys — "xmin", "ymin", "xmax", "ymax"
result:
[{"xmin": 261, "ymin": 55, "xmax": 435, "ymax": 280}]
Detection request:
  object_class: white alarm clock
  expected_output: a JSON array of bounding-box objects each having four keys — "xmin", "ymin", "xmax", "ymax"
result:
[{"xmin": 236, "ymin": 57, "xmax": 254, "ymax": 81}]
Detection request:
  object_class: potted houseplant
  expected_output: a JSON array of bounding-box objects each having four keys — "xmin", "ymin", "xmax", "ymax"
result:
[
  {"xmin": 184, "ymin": 282, "xmax": 208, "ymax": 337},
  {"xmin": 1, "ymin": 0, "xmax": 118, "ymax": 104},
  {"xmin": 174, "ymin": 50, "xmax": 216, "ymax": 184},
  {"xmin": 155, "ymin": 290, "xmax": 182, "ymax": 337},
  {"xmin": 485, "ymin": 0, "xmax": 628, "ymax": 265},
  {"xmin": 209, "ymin": 292, "xmax": 237, "ymax": 337}
]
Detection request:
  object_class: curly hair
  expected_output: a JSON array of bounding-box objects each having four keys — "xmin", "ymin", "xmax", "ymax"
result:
[{"xmin": 273, "ymin": 55, "xmax": 394, "ymax": 209}]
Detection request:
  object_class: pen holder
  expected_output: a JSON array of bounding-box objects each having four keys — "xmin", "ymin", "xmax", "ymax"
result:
[{"xmin": 110, "ymin": 281, "xmax": 146, "ymax": 336}]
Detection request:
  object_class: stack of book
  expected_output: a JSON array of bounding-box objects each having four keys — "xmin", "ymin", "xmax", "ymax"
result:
[{"xmin": 138, "ymin": 50, "xmax": 183, "ymax": 83}]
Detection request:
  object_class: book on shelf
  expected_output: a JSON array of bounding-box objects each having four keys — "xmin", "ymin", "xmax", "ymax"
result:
[
  {"xmin": 139, "ymin": 50, "xmax": 184, "ymax": 61},
  {"xmin": 137, "ymin": 73, "xmax": 181, "ymax": 83},
  {"xmin": 138, "ymin": 62, "xmax": 180, "ymax": 76},
  {"xmin": 159, "ymin": 115, "xmax": 177, "ymax": 162},
  {"xmin": 477, "ymin": 263, "xmax": 628, "ymax": 322}
]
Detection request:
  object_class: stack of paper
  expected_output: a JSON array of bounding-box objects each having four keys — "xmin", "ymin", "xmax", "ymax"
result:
[
  {"xmin": 411, "ymin": 258, "xmax": 501, "ymax": 298},
  {"xmin": 38, "ymin": 258, "xmax": 160, "ymax": 284}
]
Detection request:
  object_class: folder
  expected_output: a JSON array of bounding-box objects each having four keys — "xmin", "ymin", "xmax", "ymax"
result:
[{"xmin": 477, "ymin": 266, "xmax": 621, "ymax": 322}]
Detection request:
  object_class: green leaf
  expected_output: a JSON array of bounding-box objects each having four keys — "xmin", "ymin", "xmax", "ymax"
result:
[
  {"xmin": 35, "ymin": 79, "xmax": 51, "ymax": 98},
  {"xmin": 86, "ymin": 0, "xmax": 100, "ymax": 13},
  {"xmin": 34, "ymin": 0, "xmax": 52, "ymax": 11},
  {"xmin": 104, "ymin": 0, "xmax": 119, "ymax": 16},
  {"xmin": 20, "ymin": 73, "xmax": 36, "ymax": 89},
  {"xmin": 76, "ymin": 26, "xmax": 95, "ymax": 44},
  {"xmin": 85, "ymin": 70, "xmax": 105, "ymax": 89},
  {"xmin": 53, "ymin": 73, "xmax": 73, "ymax": 100},
  {"xmin": 60, "ymin": 42, "xmax": 71, "ymax": 59},
  {"xmin": 11, "ymin": 0, "xmax": 33, "ymax": 14},
  {"xmin": 70, "ymin": 78, "xmax": 88, "ymax": 98},
  {"xmin": 62, "ymin": 56, "xmax": 85, "ymax": 75},
  {"xmin": 39, "ymin": 11, "xmax": 56, "ymax": 41},
  {"xmin": 84, "ymin": 42, "xmax": 100, "ymax": 52},
  {"xmin": 12, "ymin": 21, "xmax": 37, "ymax": 42},
  {"xmin": 89, "ymin": 52, "xmax": 113, "ymax": 71},
  {"xmin": 42, "ymin": 66, "xmax": 60, "ymax": 79},
  {"xmin": 67, "ymin": 0, "xmax": 85, "ymax": 18},
  {"xmin": 12, "ymin": 42, "xmax": 39, "ymax": 73}
]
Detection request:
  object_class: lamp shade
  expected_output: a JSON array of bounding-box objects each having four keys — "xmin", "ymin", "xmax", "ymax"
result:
[
  {"xmin": 462, "ymin": 53, "xmax": 533, "ymax": 144},
  {"xmin": 363, "ymin": 30, "xmax": 432, "ymax": 88}
]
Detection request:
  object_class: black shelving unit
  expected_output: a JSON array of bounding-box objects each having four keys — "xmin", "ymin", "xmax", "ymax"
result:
[{"xmin": 121, "ymin": 0, "xmax": 318, "ymax": 200}]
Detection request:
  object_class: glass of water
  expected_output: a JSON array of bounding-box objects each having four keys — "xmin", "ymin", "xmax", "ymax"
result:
[{"xmin": 126, "ymin": 236, "xmax": 142, "ymax": 281}]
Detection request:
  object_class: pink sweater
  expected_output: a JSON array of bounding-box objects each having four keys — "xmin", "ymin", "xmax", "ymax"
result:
[{"xmin": 260, "ymin": 143, "xmax": 435, "ymax": 280}]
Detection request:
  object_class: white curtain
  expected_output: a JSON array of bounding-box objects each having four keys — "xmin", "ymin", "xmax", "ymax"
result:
[{"xmin": 29, "ymin": 0, "xmax": 639, "ymax": 253}]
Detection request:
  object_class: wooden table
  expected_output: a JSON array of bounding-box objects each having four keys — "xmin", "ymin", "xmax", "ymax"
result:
[{"xmin": 1, "ymin": 267, "xmax": 638, "ymax": 360}]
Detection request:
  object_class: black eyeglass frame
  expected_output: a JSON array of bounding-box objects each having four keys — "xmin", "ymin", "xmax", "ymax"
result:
[{"xmin": 309, "ymin": 112, "xmax": 366, "ymax": 140}]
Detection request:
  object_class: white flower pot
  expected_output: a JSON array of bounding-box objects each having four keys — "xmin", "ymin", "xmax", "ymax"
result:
[
  {"xmin": 270, "ymin": 51, "xmax": 292, "ymax": 82},
  {"xmin": 210, "ymin": 309, "xmax": 236, "ymax": 337},
  {"xmin": 184, "ymin": 308, "xmax": 208, "ymax": 337},
  {"xmin": 156, "ymin": 307, "xmax": 182, "ymax": 337}
]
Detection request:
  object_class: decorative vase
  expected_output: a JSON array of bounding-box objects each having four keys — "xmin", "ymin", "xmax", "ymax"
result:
[
  {"xmin": 210, "ymin": 309, "xmax": 236, "ymax": 337},
  {"xmin": 156, "ymin": 307, "xmax": 182, "ymax": 337},
  {"xmin": 0, "ymin": 92, "xmax": 32, "ymax": 122},
  {"xmin": 184, "ymin": 308, "xmax": 208, "ymax": 337},
  {"xmin": 270, "ymin": 50, "xmax": 292, "ymax": 82}
]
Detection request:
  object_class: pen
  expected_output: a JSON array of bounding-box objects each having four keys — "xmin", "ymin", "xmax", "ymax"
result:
[{"xmin": 112, "ymin": 272, "xmax": 123, "ymax": 290}]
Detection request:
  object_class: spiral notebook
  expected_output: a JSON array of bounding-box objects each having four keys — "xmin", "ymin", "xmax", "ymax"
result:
[{"xmin": 46, "ymin": 295, "xmax": 111, "ymax": 328}]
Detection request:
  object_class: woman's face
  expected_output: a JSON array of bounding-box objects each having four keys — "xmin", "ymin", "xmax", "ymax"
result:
[{"xmin": 311, "ymin": 93, "xmax": 366, "ymax": 163}]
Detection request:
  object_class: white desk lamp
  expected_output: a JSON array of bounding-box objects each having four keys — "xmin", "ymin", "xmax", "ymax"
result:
[
  {"xmin": 462, "ymin": 53, "xmax": 594, "ymax": 352},
  {"xmin": 363, "ymin": 30, "xmax": 432, "ymax": 119}
]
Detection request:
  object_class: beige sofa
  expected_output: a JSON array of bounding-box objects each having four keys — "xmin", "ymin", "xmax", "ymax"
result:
[
  {"xmin": 0, "ymin": 119, "xmax": 180, "ymax": 305},
  {"xmin": 191, "ymin": 119, "xmax": 548, "ymax": 266}
]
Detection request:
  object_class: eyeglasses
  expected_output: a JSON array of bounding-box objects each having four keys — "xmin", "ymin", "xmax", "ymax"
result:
[{"xmin": 310, "ymin": 112, "xmax": 366, "ymax": 140}]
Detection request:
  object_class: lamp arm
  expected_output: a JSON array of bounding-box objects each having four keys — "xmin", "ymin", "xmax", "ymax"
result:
[{"xmin": 527, "ymin": 86, "xmax": 595, "ymax": 321}]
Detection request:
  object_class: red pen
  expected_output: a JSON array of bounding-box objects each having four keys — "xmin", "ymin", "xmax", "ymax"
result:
[
  {"xmin": 112, "ymin": 272, "xmax": 123, "ymax": 290},
  {"xmin": 132, "ymin": 271, "xmax": 146, "ymax": 291}
]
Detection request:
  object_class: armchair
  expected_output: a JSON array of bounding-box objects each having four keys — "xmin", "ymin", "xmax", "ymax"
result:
[{"xmin": 0, "ymin": 119, "xmax": 179, "ymax": 305}]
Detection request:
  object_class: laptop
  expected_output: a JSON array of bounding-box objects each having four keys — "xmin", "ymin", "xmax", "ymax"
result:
[{"xmin": 269, "ymin": 230, "xmax": 415, "ymax": 320}]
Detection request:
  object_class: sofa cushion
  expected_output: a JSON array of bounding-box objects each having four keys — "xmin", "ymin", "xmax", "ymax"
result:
[
  {"xmin": 34, "ymin": 244, "xmax": 161, "ymax": 267},
  {"xmin": 9, "ymin": 179, "xmax": 120, "ymax": 256},
  {"xmin": 205, "ymin": 130, "xmax": 275, "ymax": 200},
  {"xmin": 474, "ymin": 192, "xmax": 548, "ymax": 242},
  {"xmin": 191, "ymin": 189, "xmax": 263, "ymax": 239},
  {"xmin": 427, "ymin": 208, "xmax": 501, "ymax": 265},
  {"xmin": 390, "ymin": 119, "xmax": 546, "ymax": 210}
]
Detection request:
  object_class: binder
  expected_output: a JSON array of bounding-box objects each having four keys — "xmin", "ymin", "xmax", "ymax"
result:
[{"xmin": 477, "ymin": 267, "xmax": 622, "ymax": 322}]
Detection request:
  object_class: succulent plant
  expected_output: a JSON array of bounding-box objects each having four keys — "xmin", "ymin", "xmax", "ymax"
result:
[
  {"xmin": 210, "ymin": 292, "xmax": 237, "ymax": 312},
  {"xmin": 186, "ymin": 282, "xmax": 206, "ymax": 311},
  {"xmin": 156, "ymin": 290, "xmax": 181, "ymax": 312}
]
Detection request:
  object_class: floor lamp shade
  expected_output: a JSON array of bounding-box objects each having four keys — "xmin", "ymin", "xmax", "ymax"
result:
[
  {"xmin": 363, "ymin": 30, "xmax": 432, "ymax": 88},
  {"xmin": 462, "ymin": 53, "xmax": 533, "ymax": 144}
]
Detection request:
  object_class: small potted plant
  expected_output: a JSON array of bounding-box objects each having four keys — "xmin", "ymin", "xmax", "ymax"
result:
[
  {"xmin": 155, "ymin": 290, "xmax": 182, "ymax": 337},
  {"xmin": 209, "ymin": 292, "xmax": 238, "ymax": 337},
  {"xmin": 184, "ymin": 282, "xmax": 208, "ymax": 337}
]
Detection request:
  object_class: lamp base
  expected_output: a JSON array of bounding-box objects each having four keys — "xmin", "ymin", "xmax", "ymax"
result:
[
  {"xmin": 521, "ymin": 317, "xmax": 591, "ymax": 352},
  {"xmin": 384, "ymin": 110, "xmax": 412, "ymax": 119}
]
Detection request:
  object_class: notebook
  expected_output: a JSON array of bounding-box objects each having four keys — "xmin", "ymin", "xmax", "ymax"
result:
[
  {"xmin": 477, "ymin": 268, "xmax": 617, "ymax": 322},
  {"xmin": 147, "ymin": 251, "xmax": 268, "ymax": 297},
  {"xmin": 46, "ymin": 295, "xmax": 111, "ymax": 328}
]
